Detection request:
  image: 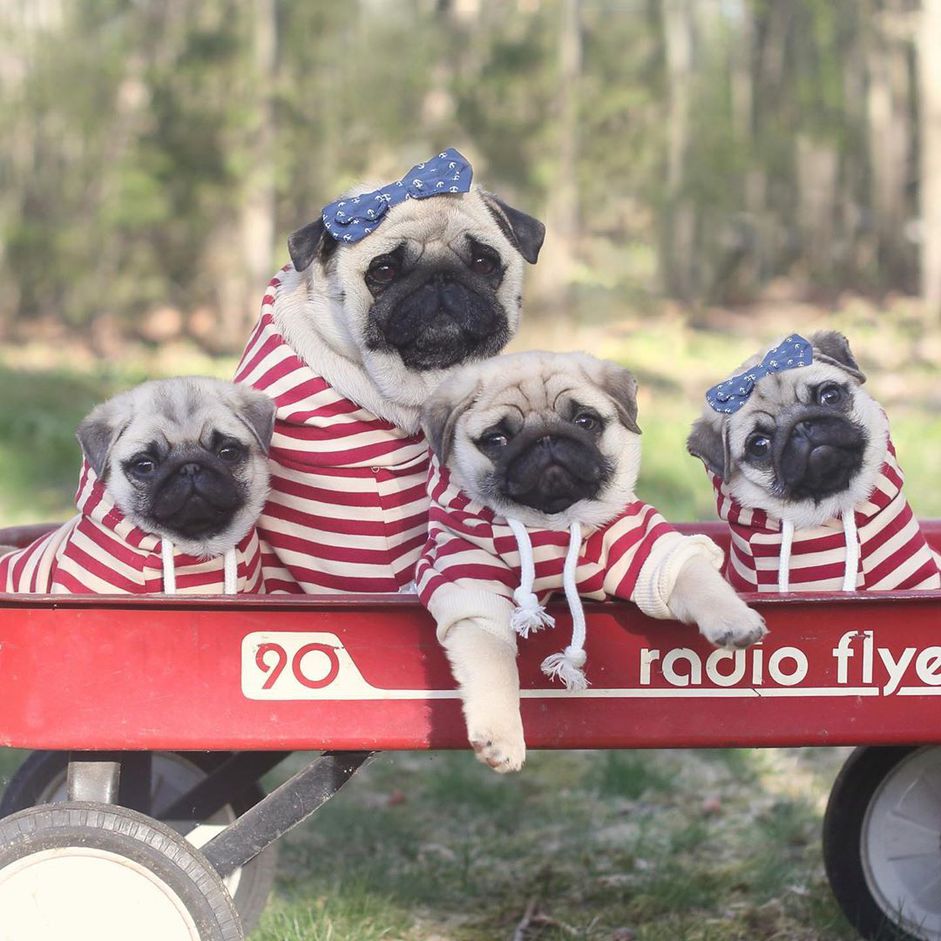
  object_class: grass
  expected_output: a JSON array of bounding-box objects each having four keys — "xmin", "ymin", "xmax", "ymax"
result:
[{"xmin": 240, "ymin": 747, "xmax": 859, "ymax": 940}]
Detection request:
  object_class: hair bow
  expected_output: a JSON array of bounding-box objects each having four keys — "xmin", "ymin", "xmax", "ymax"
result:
[
  {"xmin": 706, "ymin": 334, "xmax": 814, "ymax": 414},
  {"xmin": 321, "ymin": 148, "xmax": 473, "ymax": 244}
]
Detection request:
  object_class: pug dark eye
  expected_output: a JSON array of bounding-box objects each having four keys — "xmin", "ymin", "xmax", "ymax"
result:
[
  {"xmin": 817, "ymin": 383, "xmax": 844, "ymax": 407},
  {"xmin": 477, "ymin": 431, "xmax": 509, "ymax": 449},
  {"xmin": 471, "ymin": 253, "xmax": 497, "ymax": 276},
  {"xmin": 367, "ymin": 260, "xmax": 400, "ymax": 285},
  {"xmin": 573, "ymin": 412, "xmax": 600, "ymax": 432},
  {"xmin": 217, "ymin": 444, "xmax": 243, "ymax": 463},
  {"xmin": 746, "ymin": 434, "xmax": 772, "ymax": 459},
  {"xmin": 128, "ymin": 456, "xmax": 157, "ymax": 477}
]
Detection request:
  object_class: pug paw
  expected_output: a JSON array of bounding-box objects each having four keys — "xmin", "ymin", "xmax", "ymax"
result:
[
  {"xmin": 470, "ymin": 733, "xmax": 526, "ymax": 773},
  {"xmin": 468, "ymin": 714, "xmax": 526, "ymax": 774},
  {"xmin": 698, "ymin": 604, "xmax": 767, "ymax": 649}
]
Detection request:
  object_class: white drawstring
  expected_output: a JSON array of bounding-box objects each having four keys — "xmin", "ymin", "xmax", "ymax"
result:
[
  {"xmin": 841, "ymin": 511, "xmax": 860, "ymax": 592},
  {"xmin": 161, "ymin": 539, "xmax": 239, "ymax": 595},
  {"xmin": 776, "ymin": 513, "xmax": 860, "ymax": 593},
  {"xmin": 507, "ymin": 518, "xmax": 555, "ymax": 637},
  {"xmin": 541, "ymin": 521, "xmax": 589, "ymax": 690},
  {"xmin": 161, "ymin": 538, "xmax": 177, "ymax": 595},
  {"xmin": 778, "ymin": 519, "xmax": 794, "ymax": 592},
  {"xmin": 223, "ymin": 547, "xmax": 238, "ymax": 595},
  {"xmin": 507, "ymin": 518, "xmax": 588, "ymax": 691}
]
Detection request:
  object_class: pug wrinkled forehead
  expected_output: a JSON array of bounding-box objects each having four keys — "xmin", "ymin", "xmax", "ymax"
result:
[
  {"xmin": 687, "ymin": 331, "xmax": 889, "ymax": 525},
  {"xmin": 76, "ymin": 377, "xmax": 276, "ymax": 556},
  {"xmin": 421, "ymin": 351, "xmax": 643, "ymax": 529}
]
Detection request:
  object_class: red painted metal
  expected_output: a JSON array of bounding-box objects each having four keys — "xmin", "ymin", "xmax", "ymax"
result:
[{"xmin": 0, "ymin": 522, "xmax": 939, "ymax": 753}]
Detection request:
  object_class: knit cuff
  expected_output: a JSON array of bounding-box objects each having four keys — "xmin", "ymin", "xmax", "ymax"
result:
[
  {"xmin": 427, "ymin": 584, "xmax": 517, "ymax": 649},
  {"xmin": 633, "ymin": 532, "xmax": 725, "ymax": 619}
]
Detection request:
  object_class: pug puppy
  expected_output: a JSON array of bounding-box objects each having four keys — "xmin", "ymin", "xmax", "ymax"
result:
[
  {"xmin": 687, "ymin": 331, "xmax": 940, "ymax": 592},
  {"xmin": 235, "ymin": 149, "xmax": 546, "ymax": 594},
  {"xmin": 416, "ymin": 351, "xmax": 766, "ymax": 773},
  {"xmin": 0, "ymin": 377, "xmax": 275, "ymax": 594}
]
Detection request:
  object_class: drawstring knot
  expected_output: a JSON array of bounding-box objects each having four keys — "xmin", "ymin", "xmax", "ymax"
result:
[
  {"xmin": 541, "ymin": 644, "xmax": 589, "ymax": 691},
  {"xmin": 507, "ymin": 518, "xmax": 589, "ymax": 690},
  {"xmin": 507, "ymin": 518, "xmax": 555, "ymax": 637},
  {"xmin": 511, "ymin": 586, "xmax": 555, "ymax": 637}
]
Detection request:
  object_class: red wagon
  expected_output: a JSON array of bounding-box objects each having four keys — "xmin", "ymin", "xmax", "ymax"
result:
[{"xmin": 1, "ymin": 520, "xmax": 940, "ymax": 941}]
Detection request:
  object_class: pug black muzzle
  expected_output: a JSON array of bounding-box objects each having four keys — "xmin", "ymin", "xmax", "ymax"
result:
[
  {"xmin": 497, "ymin": 428, "xmax": 612, "ymax": 515},
  {"xmin": 147, "ymin": 456, "xmax": 245, "ymax": 540},
  {"xmin": 774, "ymin": 410, "xmax": 866, "ymax": 502},
  {"xmin": 366, "ymin": 266, "xmax": 509, "ymax": 372}
]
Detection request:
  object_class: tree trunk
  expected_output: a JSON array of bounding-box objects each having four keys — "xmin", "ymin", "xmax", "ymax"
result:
[
  {"xmin": 659, "ymin": 0, "xmax": 696, "ymax": 302},
  {"xmin": 532, "ymin": 0, "xmax": 581, "ymax": 341},
  {"xmin": 867, "ymin": 3, "xmax": 914, "ymax": 289},
  {"xmin": 796, "ymin": 135, "xmax": 839, "ymax": 277},
  {"xmin": 920, "ymin": 0, "xmax": 941, "ymax": 314},
  {"xmin": 231, "ymin": 0, "xmax": 277, "ymax": 346}
]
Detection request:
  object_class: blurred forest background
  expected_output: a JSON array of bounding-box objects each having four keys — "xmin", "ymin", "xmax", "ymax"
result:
[{"xmin": 1, "ymin": 0, "xmax": 941, "ymax": 524}]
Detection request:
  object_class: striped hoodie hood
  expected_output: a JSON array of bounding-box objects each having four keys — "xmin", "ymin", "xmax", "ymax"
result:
[
  {"xmin": 0, "ymin": 464, "xmax": 263, "ymax": 594},
  {"xmin": 712, "ymin": 442, "xmax": 940, "ymax": 592}
]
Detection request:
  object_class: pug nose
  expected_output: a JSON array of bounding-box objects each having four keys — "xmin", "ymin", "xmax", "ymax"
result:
[
  {"xmin": 177, "ymin": 462, "xmax": 203, "ymax": 479},
  {"xmin": 793, "ymin": 420, "xmax": 816, "ymax": 440}
]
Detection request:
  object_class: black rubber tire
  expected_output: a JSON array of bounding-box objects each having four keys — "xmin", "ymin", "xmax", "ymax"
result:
[
  {"xmin": 0, "ymin": 751, "xmax": 276, "ymax": 936},
  {"xmin": 823, "ymin": 745, "xmax": 930, "ymax": 941},
  {"xmin": 0, "ymin": 801, "xmax": 243, "ymax": 940}
]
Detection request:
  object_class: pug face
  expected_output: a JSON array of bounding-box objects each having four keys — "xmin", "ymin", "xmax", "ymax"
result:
[
  {"xmin": 76, "ymin": 377, "xmax": 275, "ymax": 557},
  {"xmin": 283, "ymin": 186, "xmax": 545, "ymax": 414},
  {"xmin": 687, "ymin": 331, "xmax": 888, "ymax": 528},
  {"xmin": 421, "ymin": 351, "xmax": 642, "ymax": 530}
]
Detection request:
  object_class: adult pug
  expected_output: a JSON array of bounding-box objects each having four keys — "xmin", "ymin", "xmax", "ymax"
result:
[
  {"xmin": 235, "ymin": 148, "xmax": 545, "ymax": 593},
  {"xmin": 416, "ymin": 351, "xmax": 766, "ymax": 773},
  {"xmin": 687, "ymin": 331, "xmax": 940, "ymax": 592},
  {"xmin": 0, "ymin": 377, "xmax": 274, "ymax": 594}
]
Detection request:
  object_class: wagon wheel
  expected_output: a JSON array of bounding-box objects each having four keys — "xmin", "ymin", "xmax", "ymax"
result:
[
  {"xmin": 0, "ymin": 751, "xmax": 275, "ymax": 936},
  {"xmin": 0, "ymin": 802, "xmax": 242, "ymax": 941},
  {"xmin": 824, "ymin": 745, "xmax": 941, "ymax": 941}
]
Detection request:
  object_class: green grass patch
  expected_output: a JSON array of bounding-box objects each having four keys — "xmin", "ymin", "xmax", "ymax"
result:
[
  {"xmin": 248, "ymin": 748, "xmax": 861, "ymax": 939},
  {"xmin": 591, "ymin": 750, "xmax": 676, "ymax": 799}
]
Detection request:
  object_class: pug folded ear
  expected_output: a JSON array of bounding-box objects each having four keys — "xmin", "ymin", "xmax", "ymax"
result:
[
  {"xmin": 287, "ymin": 217, "xmax": 338, "ymax": 273},
  {"xmin": 231, "ymin": 387, "xmax": 277, "ymax": 453},
  {"xmin": 687, "ymin": 417, "xmax": 731, "ymax": 481},
  {"xmin": 810, "ymin": 331, "xmax": 866, "ymax": 383},
  {"xmin": 480, "ymin": 192, "xmax": 546, "ymax": 265},
  {"xmin": 421, "ymin": 377, "xmax": 480, "ymax": 464},
  {"xmin": 587, "ymin": 360, "xmax": 641, "ymax": 434},
  {"xmin": 76, "ymin": 400, "xmax": 129, "ymax": 480}
]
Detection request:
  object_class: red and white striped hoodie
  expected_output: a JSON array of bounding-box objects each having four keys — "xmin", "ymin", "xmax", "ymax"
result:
[
  {"xmin": 714, "ymin": 443, "xmax": 940, "ymax": 592},
  {"xmin": 233, "ymin": 270, "xmax": 430, "ymax": 593},
  {"xmin": 0, "ymin": 464, "xmax": 264, "ymax": 594},
  {"xmin": 416, "ymin": 458, "xmax": 724, "ymax": 650}
]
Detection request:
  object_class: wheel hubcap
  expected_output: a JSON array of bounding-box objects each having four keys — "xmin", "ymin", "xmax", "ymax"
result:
[
  {"xmin": 0, "ymin": 847, "xmax": 201, "ymax": 941},
  {"xmin": 862, "ymin": 747, "xmax": 941, "ymax": 940}
]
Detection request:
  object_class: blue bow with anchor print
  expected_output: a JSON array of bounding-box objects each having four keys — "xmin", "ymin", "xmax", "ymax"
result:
[
  {"xmin": 706, "ymin": 334, "xmax": 814, "ymax": 414},
  {"xmin": 321, "ymin": 148, "xmax": 473, "ymax": 244}
]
